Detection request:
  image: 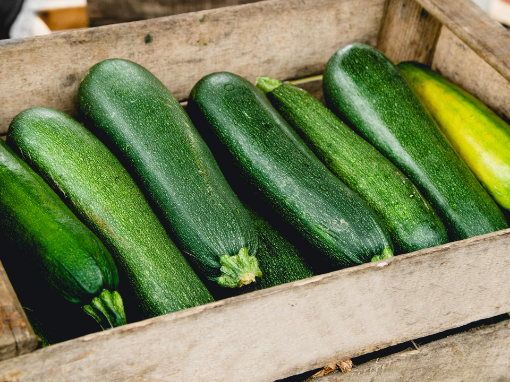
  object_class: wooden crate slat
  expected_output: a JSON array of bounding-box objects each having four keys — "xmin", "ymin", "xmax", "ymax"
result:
[
  {"xmin": 1, "ymin": 229, "xmax": 510, "ymax": 381},
  {"xmin": 87, "ymin": 0, "xmax": 261, "ymax": 27},
  {"xmin": 377, "ymin": 0, "xmax": 442, "ymax": 65},
  {"xmin": 0, "ymin": 261, "xmax": 39, "ymax": 362},
  {"xmin": 432, "ymin": 26, "xmax": 510, "ymax": 123},
  {"xmin": 314, "ymin": 320, "xmax": 510, "ymax": 381},
  {"xmin": 0, "ymin": 0, "xmax": 386, "ymax": 135},
  {"xmin": 414, "ymin": 0, "xmax": 510, "ymax": 84}
]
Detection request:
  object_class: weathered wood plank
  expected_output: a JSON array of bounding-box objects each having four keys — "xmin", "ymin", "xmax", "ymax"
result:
[
  {"xmin": 0, "ymin": 0, "xmax": 386, "ymax": 135},
  {"xmin": 414, "ymin": 0, "xmax": 510, "ymax": 83},
  {"xmin": 0, "ymin": 261, "xmax": 39, "ymax": 362},
  {"xmin": 314, "ymin": 319, "xmax": 510, "ymax": 381},
  {"xmin": 376, "ymin": 0, "xmax": 442, "ymax": 65},
  {"xmin": 2, "ymin": 229, "xmax": 510, "ymax": 381},
  {"xmin": 87, "ymin": 0, "xmax": 260, "ymax": 27},
  {"xmin": 432, "ymin": 27, "xmax": 510, "ymax": 123}
]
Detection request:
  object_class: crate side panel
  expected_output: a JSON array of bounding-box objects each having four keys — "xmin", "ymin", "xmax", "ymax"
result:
[
  {"xmin": 1, "ymin": 229, "xmax": 510, "ymax": 381},
  {"xmin": 0, "ymin": 261, "xmax": 39, "ymax": 362},
  {"xmin": 0, "ymin": 0, "xmax": 385, "ymax": 135},
  {"xmin": 377, "ymin": 0, "xmax": 442, "ymax": 65},
  {"xmin": 415, "ymin": 0, "xmax": 510, "ymax": 83}
]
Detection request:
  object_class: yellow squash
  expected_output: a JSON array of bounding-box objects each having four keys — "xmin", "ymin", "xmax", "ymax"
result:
[{"xmin": 398, "ymin": 61, "xmax": 510, "ymax": 210}]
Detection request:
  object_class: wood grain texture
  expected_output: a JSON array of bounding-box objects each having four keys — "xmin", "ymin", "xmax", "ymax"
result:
[
  {"xmin": 432, "ymin": 27, "xmax": 510, "ymax": 123},
  {"xmin": 376, "ymin": 0, "xmax": 442, "ymax": 64},
  {"xmin": 2, "ymin": 229, "xmax": 510, "ymax": 381},
  {"xmin": 415, "ymin": 0, "xmax": 510, "ymax": 83},
  {"xmin": 87, "ymin": 0, "xmax": 260, "ymax": 27},
  {"xmin": 313, "ymin": 319, "xmax": 510, "ymax": 381},
  {"xmin": 0, "ymin": 261, "xmax": 39, "ymax": 362},
  {"xmin": 0, "ymin": 0, "xmax": 385, "ymax": 135}
]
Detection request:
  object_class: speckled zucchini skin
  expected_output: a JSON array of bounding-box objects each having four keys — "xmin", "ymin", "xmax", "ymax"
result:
[
  {"xmin": 8, "ymin": 107, "xmax": 214, "ymax": 320},
  {"xmin": 258, "ymin": 78, "xmax": 448, "ymax": 255},
  {"xmin": 323, "ymin": 43, "xmax": 508, "ymax": 241},
  {"xmin": 0, "ymin": 139, "xmax": 119, "ymax": 309},
  {"xmin": 207, "ymin": 200, "xmax": 316, "ymax": 300},
  {"xmin": 398, "ymin": 61, "xmax": 510, "ymax": 211},
  {"xmin": 77, "ymin": 59, "xmax": 259, "ymax": 285},
  {"xmin": 187, "ymin": 72, "xmax": 394, "ymax": 270}
]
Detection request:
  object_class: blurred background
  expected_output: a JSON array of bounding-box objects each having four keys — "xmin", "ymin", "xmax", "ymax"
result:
[{"xmin": 1, "ymin": 0, "xmax": 509, "ymax": 40}]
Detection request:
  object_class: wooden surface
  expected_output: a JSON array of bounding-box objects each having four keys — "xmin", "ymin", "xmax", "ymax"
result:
[
  {"xmin": 314, "ymin": 319, "xmax": 510, "ymax": 381},
  {"xmin": 376, "ymin": 0, "xmax": 442, "ymax": 65},
  {"xmin": 414, "ymin": 0, "xmax": 510, "ymax": 84},
  {"xmin": 87, "ymin": 0, "xmax": 260, "ymax": 26},
  {"xmin": 432, "ymin": 27, "xmax": 510, "ymax": 123},
  {"xmin": 2, "ymin": 229, "xmax": 510, "ymax": 381},
  {"xmin": 0, "ymin": 0, "xmax": 385, "ymax": 135},
  {"xmin": 0, "ymin": 262, "xmax": 39, "ymax": 362}
]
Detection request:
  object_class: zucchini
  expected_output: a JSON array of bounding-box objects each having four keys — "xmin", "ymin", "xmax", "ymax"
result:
[
  {"xmin": 187, "ymin": 71, "xmax": 394, "ymax": 270},
  {"xmin": 323, "ymin": 43, "xmax": 508, "ymax": 240},
  {"xmin": 0, "ymin": 139, "xmax": 125, "ymax": 329},
  {"xmin": 77, "ymin": 59, "xmax": 260, "ymax": 288},
  {"xmin": 207, "ymin": 200, "xmax": 316, "ymax": 300},
  {"xmin": 256, "ymin": 77, "xmax": 448, "ymax": 255},
  {"xmin": 8, "ymin": 107, "xmax": 214, "ymax": 320},
  {"xmin": 398, "ymin": 61, "xmax": 510, "ymax": 211}
]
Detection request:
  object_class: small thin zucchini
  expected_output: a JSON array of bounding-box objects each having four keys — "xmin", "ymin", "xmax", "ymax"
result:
[{"xmin": 257, "ymin": 76, "xmax": 448, "ymax": 255}]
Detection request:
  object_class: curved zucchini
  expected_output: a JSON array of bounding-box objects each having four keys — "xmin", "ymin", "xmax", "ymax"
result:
[
  {"xmin": 8, "ymin": 107, "xmax": 214, "ymax": 320},
  {"xmin": 0, "ymin": 140, "xmax": 125, "ymax": 329},
  {"xmin": 187, "ymin": 72, "xmax": 393, "ymax": 270},
  {"xmin": 398, "ymin": 61, "xmax": 510, "ymax": 211},
  {"xmin": 323, "ymin": 43, "xmax": 508, "ymax": 240},
  {"xmin": 77, "ymin": 59, "xmax": 260, "ymax": 288},
  {"xmin": 257, "ymin": 77, "xmax": 448, "ymax": 255}
]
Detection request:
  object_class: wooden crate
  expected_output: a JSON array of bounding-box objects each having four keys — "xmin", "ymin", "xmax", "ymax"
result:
[{"xmin": 1, "ymin": 0, "xmax": 510, "ymax": 380}]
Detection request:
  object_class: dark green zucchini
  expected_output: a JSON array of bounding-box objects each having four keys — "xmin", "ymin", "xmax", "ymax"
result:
[
  {"xmin": 207, "ymin": 200, "xmax": 316, "ymax": 300},
  {"xmin": 187, "ymin": 72, "xmax": 394, "ymax": 270},
  {"xmin": 8, "ymin": 107, "xmax": 214, "ymax": 320},
  {"xmin": 0, "ymin": 139, "xmax": 125, "ymax": 329},
  {"xmin": 256, "ymin": 77, "xmax": 448, "ymax": 255},
  {"xmin": 322, "ymin": 43, "xmax": 508, "ymax": 240},
  {"xmin": 77, "ymin": 59, "xmax": 260, "ymax": 288}
]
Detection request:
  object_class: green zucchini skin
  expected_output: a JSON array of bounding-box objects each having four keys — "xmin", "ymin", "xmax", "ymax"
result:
[
  {"xmin": 187, "ymin": 72, "xmax": 394, "ymax": 270},
  {"xmin": 207, "ymin": 200, "xmax": 316, "ymax": 300},
  {"xmin": 398, "ymin": 61, "xmax": 510, "ymax": 211},
  {"xmin": 8, "ymin": 107, "xmax": 214, "ymax": 320},
  {"xmin": 0, "ymin": 139, "xmax": 125, "ymax": 328},
  {"xmin": 257, "ymin": 78, "xmax": 448, "ymax": 255},
  {"xmin": 323, "ymin": 43, "xmax": 508, "ymax": 241},
  {"xmin": 77, "ymin": 59, "xmax": 260, "ymax": 288}
]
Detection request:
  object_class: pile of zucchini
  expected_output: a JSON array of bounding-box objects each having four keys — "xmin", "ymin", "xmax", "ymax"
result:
[{"xmin": 2, "ymin": 42, "xmax": 509, "ymax": 346}]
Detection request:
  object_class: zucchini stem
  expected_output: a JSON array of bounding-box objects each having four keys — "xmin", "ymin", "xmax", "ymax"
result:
[
  {"xmin": 82, "ymin": 289, "xmax": 127, "ymax": 329},
  {"xmin": 370, "ymin": 246, "xmax": 394, "ymax": 262},
  {"xmin": 256, "ymin": 76, "xmax": 282, "ymax": 94},
  {"xmin": 217, "ymin": 247, "xmax": 262, "ymax": 288}
]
